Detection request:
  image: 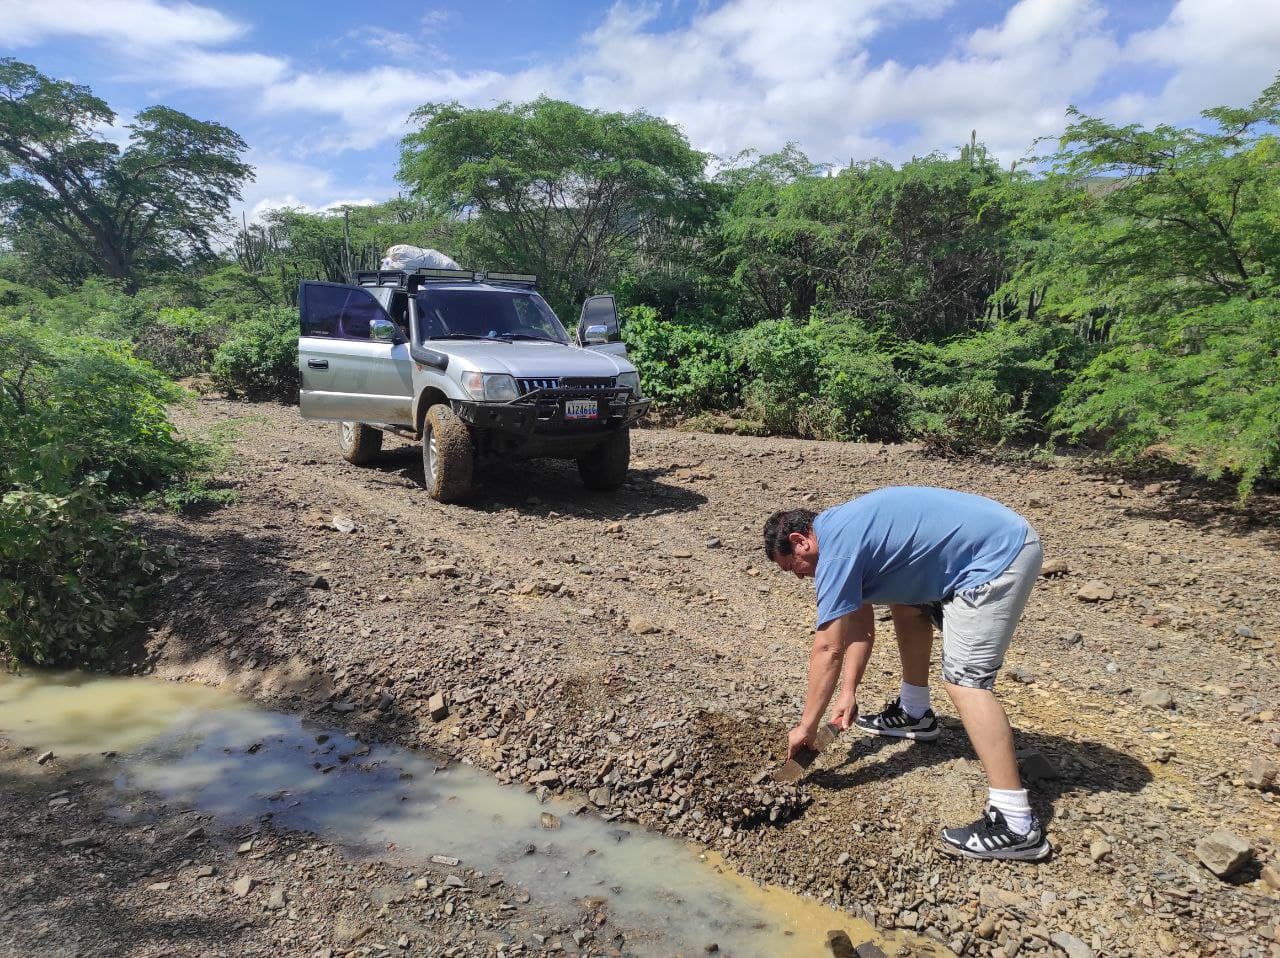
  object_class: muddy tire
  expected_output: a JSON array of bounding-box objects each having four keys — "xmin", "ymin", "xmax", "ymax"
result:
[
  {"xmin": 577, "ymin": 427, "xmax": 630, "ymax": 491},
  {"xmin": 423, "ymin": 403, "xmax": 474, "ymax": 502},
  {"xmin": 338, "ymin": 421, "xmax": 382, "ymax": 465}
]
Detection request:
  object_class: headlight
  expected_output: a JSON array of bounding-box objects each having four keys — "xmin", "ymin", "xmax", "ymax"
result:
[
  {"xmin": 616, "ymin": 371, "xmax": 641, "ymax": 396},
  {"xmin": 461, "ymin": 372, "xmax": 519, "ymax": 401}
]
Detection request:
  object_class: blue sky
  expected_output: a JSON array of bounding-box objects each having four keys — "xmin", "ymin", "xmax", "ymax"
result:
[{"xmin": 3, "ymin": 0, "xmax": 1278, "ymax": 222}]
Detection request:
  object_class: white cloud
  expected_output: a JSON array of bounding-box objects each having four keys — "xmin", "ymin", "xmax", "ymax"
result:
[
  {"xmin": 235, "ymin": 154, "xmax": 385, "ymax": 225},
  {"xmin": 556, "ymin": 0, "xmax": 1118, "ymax": 166},
  {"xmin": 0, "ymin": 0, "xmax": 244, "ymax": 48},
  {"xmin": 258, "ymin": 65, "xmax": 516, "ymax": 152},
  {"xmin": 162, "ymin": 49, "xmax": 290, "ymax": 90},
  {"xmin": 1117, "ymin": 0, "xmax": 1280, "ymax": 119}
]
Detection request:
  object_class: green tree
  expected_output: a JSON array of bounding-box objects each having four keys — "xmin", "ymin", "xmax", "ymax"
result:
[
  {"xmin": 1008, "ymin": 74, "xmax": 1280, "ymax": 494},
  {"xmin": 0, "ymin": 58, "xmax": 252, "ymax": 293},
  {"xmin": 716, "ymin": 149, "xmax": 1015, "ymax": 338},
  {"xmin": 398, "ymin": 97, "xmax": 707, "ymax": 315}
]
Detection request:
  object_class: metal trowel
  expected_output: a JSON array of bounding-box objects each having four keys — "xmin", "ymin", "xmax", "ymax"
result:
[{"xmin": 767, "ymin": 721, "xmax": 842, "ymax": 783}]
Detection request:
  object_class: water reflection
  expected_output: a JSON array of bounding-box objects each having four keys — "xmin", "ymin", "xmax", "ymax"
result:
[{"xmin": 0, "ymin": 671, "xmax": 950, "ymax": 957}]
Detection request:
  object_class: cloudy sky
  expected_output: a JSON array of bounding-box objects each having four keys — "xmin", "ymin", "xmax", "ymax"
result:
[{"xmin": 3, "ymin": 0, "xmax": 1278, "ymax": 221}]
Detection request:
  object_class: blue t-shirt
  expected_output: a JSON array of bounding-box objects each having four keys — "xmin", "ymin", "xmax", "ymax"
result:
[{"xmin": 813, "ymin": 487, "xmax": 1029, "ymax": 628}]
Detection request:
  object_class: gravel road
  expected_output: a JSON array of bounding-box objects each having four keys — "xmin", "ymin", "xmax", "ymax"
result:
[{"xmin": 4, "ymin": 397, "xmax": 1277, "ymax": 958}]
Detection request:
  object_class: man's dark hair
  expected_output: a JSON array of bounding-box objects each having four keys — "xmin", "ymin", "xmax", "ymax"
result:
[{"xmin": 763, "ymin": 508, "xmax": 817, "ymax": 561}]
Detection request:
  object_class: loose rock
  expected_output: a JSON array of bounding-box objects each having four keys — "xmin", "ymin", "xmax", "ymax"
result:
[{"xmin": 1194, "ymin": 830, "xmax": 1253, "ymax": 878}]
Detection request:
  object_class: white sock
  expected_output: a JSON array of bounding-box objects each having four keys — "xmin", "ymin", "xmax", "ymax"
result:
[
  {"xmin": 988, "ymin": 788, "xmax": 1033, "ymax": 835},
  {"xmin": 898, "ymin": 681, "xmax": 931, "ymax": 719}
]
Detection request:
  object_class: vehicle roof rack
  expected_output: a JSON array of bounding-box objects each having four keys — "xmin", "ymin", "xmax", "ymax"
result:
[
  {"xmin": 353, "ymin": 267, "xmax": 539, "ymax": 290},
  {"xmin": 354, "ymin": 269, "xmax": 410, "ymax": 287},
  {"xmin": 482, "ymin": 271, "xmax": 538, "ymax": 288}
]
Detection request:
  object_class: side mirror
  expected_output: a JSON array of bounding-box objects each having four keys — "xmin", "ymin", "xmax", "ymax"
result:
[
  {"xmin": 578, "ymin": 294, "xmax": 620, "ymax": 346},
  {"xmin": 370, "ymin": 318, "xmax": 399, "ymax": 343}
]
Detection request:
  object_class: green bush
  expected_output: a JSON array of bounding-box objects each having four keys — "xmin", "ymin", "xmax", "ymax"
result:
[
  {"xmin": 1054, "ymin": 297, "xmax": 1280, "ymax": 496},
  {"xmin": 0, "ymin": 319, "xmax": 199, "ymax": 496},
  {"xmin": 0, "ymin": 486, "xmax": 157, "ymax": 666},
  {"xmin": 908, "ymin": 380, "xmax": 1030, "ymax": 455},
  {"xmin": 211, "ymin": 306, "xmax": 299, "ymax": 399},
  {"xmin": 133, "ymin": 306, "xmax": 229, "ymax": 378},
  {"xmin": 621, "ymin": 306, "xmax": 737, "ymax": 412}
]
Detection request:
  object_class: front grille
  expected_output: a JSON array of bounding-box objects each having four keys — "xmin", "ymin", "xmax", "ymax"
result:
[
  {"xmin": 517, "ymin": 377, "xmax": 560, "ymax": 393},
  {"xmin": 516, "ymin": 376, "xmax": 616, "ymax": 395},
  {"xmin": 561, "ymin": 376, "xmax": 616, "ymax": 390}
]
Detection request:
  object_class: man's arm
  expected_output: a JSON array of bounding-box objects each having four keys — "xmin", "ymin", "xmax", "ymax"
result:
[
  {"xmin": 831, "ymin": 605, "xmax": 875, "ymax": 727},
  {"xmin": 790, "ymin": 605, "xmax": 875, "ymax": 755}
]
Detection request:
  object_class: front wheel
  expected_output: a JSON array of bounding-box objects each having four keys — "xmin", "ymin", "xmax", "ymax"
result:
[
  {"xmin": 577, "ymin": 427, "xmax": 630, "ymax": 490},
  {"xmin": 422, "ymin": 403, "xmax": 474, "ymax": 502},
  {"xmin": 338, "ymin": 421, "xmax": 382, "ymax": 464}
]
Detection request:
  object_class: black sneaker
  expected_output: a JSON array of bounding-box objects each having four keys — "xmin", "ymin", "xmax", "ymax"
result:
[
  {"xmin": 940, "ymin": 807, "xmax": 1051, "ymax": 861},
  {"xmin": 854, "ymin": 697, "xmax": 940, "ymax": 741}
]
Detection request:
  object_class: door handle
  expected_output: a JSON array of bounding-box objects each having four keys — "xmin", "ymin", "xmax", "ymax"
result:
[{"xmin": 307, "ymin": 359, "xmax": 329, "ymax": 369}]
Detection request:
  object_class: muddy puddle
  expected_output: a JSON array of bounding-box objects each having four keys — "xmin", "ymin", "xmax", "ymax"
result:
[{"xmin": 0, "ymin": 671, "xmax": 952, "ymax": 957}]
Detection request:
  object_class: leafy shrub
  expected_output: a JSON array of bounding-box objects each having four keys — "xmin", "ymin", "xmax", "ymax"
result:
[
  {"xmin": 1053, "ymin": 297, "xmax": 1280, "ymax": 497},
  {"xmin": 621, "ymin": 306, "xmax": 737, "ymax": 412},
  {"xmin": 0, "ymin": 319, "xmax": 199, "ymax": 496},
  {"xmin": 0, "ymin": 485, "xmax": 157, "ymax": 666},
  {"xmin": 133, "ymin": 306, "xmax": 229, "ymax": 378},
  {"xmin": 908, "ymin": 380, "xmax": 1030, "ymax": 455},
  {"xmin": 211, "ymin": 306, "xmax": 299, "ymax": 399}
]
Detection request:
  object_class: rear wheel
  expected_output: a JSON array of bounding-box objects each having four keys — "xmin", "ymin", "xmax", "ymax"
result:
[
  {"xmin": 422, "ymin": 403, "xmax": 474, "ymax": 502},
  {"xmin": 577, "ymin": 427, "xmax": 630, "ymax": 490},
  {"xmin": 338, "ymin": 421, "xmax": 382, "ymax": 464}
]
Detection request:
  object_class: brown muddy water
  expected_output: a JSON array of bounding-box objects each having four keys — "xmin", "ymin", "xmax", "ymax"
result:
[{"xmin": 0, "ymin": 671, "xmax": 952, "ymax": 958}]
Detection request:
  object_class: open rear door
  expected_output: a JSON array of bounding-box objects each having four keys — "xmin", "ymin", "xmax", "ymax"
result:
[{"xmin": 576, "ymin": 295, "xmax": 628, "ymax": 358}]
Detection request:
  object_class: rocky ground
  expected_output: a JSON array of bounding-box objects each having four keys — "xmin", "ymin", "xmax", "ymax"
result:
[{"xmin": 4, "ymin": 396, "xmax": 1279, "ymax": 958}]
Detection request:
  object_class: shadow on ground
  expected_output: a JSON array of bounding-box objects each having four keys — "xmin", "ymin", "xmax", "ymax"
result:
[
  {"xmin": 0, "ymin": 760, "xmax": 245, "ymax": 958},
  {"xmin": 817, "ymin": 723, "xmax": 1154, "ymax": 827},
  {"xmin": 365, "ymin": 441, "xmax": 710, "ymax": 518}
]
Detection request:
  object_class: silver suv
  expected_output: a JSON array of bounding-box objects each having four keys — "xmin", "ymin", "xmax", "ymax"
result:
[{"xmin": 297, "ymin": 268, "xmax": 650, "ymax": 502}]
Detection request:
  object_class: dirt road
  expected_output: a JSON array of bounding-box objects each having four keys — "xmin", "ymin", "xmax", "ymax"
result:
[{"xmin": 7, "ymin": 397, "xmax": 1279, "ymax": 957}]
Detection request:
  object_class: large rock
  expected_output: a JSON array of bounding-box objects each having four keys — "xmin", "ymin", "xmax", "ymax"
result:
[
  {"xmin": 1194, "ymin": 830, "xmax": 1253, "ymax": 878},
  {"xmin": 1049, "ymin": 931, "xmax": 1094, "ymax": 958},
  {"xmin": 1040, "ymin": 558, "xmax": 1070, "ymax": 577},
  {"xmin": 1139, "ymin": 689, "xmax": 1174, "ymax": 710},
  {"xmin": 1242, "ymin": 756, "xmax": 1277, "ymax": 792},
  {"xmin": 1076, "ymin": 581, "xmax": 1115, "ymax": 602}
]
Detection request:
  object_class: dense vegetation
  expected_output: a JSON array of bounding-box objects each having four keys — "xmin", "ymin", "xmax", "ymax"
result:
[{"xmin": 2, "ymin": 56, "xmax": 1277, "ymax": 663}]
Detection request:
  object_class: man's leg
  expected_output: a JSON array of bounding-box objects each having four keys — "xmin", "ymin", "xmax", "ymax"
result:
[
  {"xmin": 938, "ymin": 533, "xmax": 1049, "ymax": 860},
  {"xmin": 891, "ymin": 604, "xmax": 933, "ymax": 688},
  {"xmin": 942, "ymin": 683, "xmax": 1020, "ymax": 789},
  {"xmin": 855, "ymin": 604, "xmax": 940, "ymax": 740}
]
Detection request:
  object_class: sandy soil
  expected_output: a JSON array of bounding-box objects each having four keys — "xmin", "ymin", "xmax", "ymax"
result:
[{"xmin": 4, "ymin": 396, "xmax": 1278, "ymax": 958}]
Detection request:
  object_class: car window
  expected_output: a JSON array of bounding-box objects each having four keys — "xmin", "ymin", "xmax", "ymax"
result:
[
  {"xmin": 301, "ymin": 284, "xmax": 387, "ymax": 339},
  {"xmin": 414, "ymin": 288, "xmax": 569, "ymax": 343}
]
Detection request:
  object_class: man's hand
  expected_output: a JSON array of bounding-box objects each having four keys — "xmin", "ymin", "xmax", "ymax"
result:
[
  {"xmin": 787, "ymin": 723, "xmax": 816, "ymax": 760},
  {"xmin": 830, "ymin": 692, "xmax": 858, "ymax": 730}
]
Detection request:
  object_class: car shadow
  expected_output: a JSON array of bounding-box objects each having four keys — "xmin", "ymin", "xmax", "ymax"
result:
[
  {"xmin": 369, "ymin": 442, "xmax": 709, "ymax": 518},
  {"xmin": 813, "ymin": 721, "xmax": 1154, "ymax": 828}
]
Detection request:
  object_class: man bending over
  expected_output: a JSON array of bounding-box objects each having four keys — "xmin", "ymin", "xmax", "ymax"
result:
[{"xmin": 764, "ymin": 487, "xmax": 1049, "ymax": 861}]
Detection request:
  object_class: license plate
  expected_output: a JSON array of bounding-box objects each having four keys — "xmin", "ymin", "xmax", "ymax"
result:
[{"xmin": 564, "ymin": 399, "xmax": 598, "ymax": 420}]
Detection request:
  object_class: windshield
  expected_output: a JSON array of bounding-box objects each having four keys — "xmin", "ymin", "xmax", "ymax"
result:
[{"xmin": 414, "ymin": 287, "xmax": 570, "ymax": 344}]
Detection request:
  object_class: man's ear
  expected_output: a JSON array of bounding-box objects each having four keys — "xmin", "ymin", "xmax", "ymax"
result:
[{"xmin": 788, "ymin": 531, "xmax": 810, "ymax": 553}]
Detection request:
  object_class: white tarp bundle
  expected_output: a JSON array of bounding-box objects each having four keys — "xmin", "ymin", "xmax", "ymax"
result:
[{"xmin": 380, "ymin": 245, "xmax": 463, "ymax": 271}]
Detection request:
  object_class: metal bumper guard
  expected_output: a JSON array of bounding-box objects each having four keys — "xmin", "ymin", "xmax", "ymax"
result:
[{"xmin": 452, "ymin": 391, "xmax": 650, "ymax": 436}]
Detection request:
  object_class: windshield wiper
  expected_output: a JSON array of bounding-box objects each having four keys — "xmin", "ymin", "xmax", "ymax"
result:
[
  {"xmin": 497, "ymin": 332, "xmax": 560, "ymax": 343},
  {"xmin": 426, "ymin": 333, "xmax": 510, "ymax": 342}
]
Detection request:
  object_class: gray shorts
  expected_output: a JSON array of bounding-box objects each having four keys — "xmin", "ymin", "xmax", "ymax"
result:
[{"xmin": 939, "ymin": 530, "xmax": 1042, "ymax": 690}]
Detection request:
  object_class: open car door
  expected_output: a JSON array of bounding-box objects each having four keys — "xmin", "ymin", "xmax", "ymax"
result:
[
  {"xmin": 298, "ymin": 282, "xmax": 414, "ymax": 425},
  {"xmin": 576, "ymin": 295, "xmax": 628, "ymax": 359}
]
